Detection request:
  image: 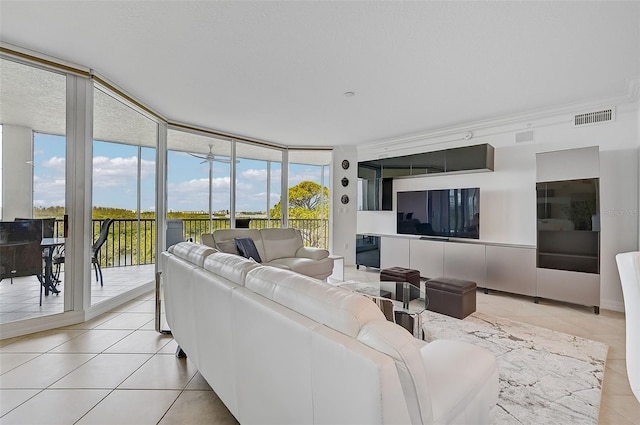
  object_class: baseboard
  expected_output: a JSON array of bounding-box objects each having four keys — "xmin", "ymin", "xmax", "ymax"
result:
[
  {"xmin": 0, "ymin": 310, "xmax": 85, "ymax": 340},
  {"xmin": 600, "ymin": 299, "xmax": 625, "ymax": 312},
  {"xmin": 85, "ymin": 281, "xmax": 154, "ymax": 320}
]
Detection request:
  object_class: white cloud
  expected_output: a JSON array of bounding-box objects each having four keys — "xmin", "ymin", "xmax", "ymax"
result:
[
  {"xmin": 288, "ymin": 167, "xmax": 322, "ymax": 185},
  {"xmin": 167, "ymin": 177, "xmax": 232, "ymax": 211},
  {"xmin": 42, "ymin": 156, "xmax": 65, "ymax": 170},
  {"xmin": 241, "ymin": 169, "xmax": 267, "ymax": 180},
  {"xmin": 93, "ymin": 156, "xmax": 155, "ymax": 188},
  {"xmin": 34, "ymin": 176, "xmax": 65, "ymax": 206}
]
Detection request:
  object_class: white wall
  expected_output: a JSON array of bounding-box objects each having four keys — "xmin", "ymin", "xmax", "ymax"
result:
[
  {"xmin": 355, "ymin": 102, "xmax": 639, "ymax": 311},
  {"xmin": 330, "ymin": 145, "xmax": 358, "ymax": 264}
]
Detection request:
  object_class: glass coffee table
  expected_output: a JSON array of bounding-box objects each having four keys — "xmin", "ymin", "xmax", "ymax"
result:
[{"xmin": 337, "ymin": 280, "xmax": 426, "ymax": 339}]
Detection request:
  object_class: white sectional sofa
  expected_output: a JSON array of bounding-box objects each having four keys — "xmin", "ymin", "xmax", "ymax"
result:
[
  {"xmin": 201, "ymin": 228, "xmax": 334, "ymax": 280},
  {"xmin": 161, "ymin": 242, "xmax": 499, "ymax": 425}
]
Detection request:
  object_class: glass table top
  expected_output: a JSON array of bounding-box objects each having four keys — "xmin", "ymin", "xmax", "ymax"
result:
[{"xmin": 336, "ymin": 280, "xmax": 426, "ymax": 320}]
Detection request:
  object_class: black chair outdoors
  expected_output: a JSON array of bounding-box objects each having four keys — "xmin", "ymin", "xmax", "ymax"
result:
[
  {"xmin": 16, "ymin": 219, "xmax": 57, "ymax": 271},
  {"xmin": 53, "ymin": 218, "xmax": 114, "ymax": 287},
  {"xmin": 91, "ymin": 218, "xmax": 114, "ymax": 286},
  {"xmin": 0, "ymin": 220, "xmax": 55, "ymax": 305},
  {"xmin": 14, "ymin": 217, "xmax": 56, "ymax": 238}
]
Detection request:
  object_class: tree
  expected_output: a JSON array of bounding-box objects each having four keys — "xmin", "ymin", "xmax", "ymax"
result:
[
  {"xmin": 270, "ymin": 181, "xmax": 330, "ymax": 246},
  {"xmin": 270, "ymin": 181, "xmax": 329, "ymax": 219}
]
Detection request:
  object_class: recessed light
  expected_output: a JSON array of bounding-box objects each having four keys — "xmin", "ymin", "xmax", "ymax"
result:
[{"xmin": 344, "ymin": 91, "xmax": 355, "ymax": 97}]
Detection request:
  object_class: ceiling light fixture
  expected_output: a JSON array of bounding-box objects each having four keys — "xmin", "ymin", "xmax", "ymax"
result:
[{"xmin": 343, "ymin": 91, "xmax": 355, "ymax": 97}]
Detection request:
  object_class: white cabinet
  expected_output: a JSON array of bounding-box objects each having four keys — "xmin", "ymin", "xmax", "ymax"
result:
[
  {"xmin": 409, "ymin": 239, "xmax": 444, "ymax": 278},
  {"xmin": 381, "ymin": 236, "xmax": 539, "ymax": 299},
  {"xmin": 380, "ymin": 237, "xmax": 410, "ymax": 269},
  {"xmin": 444, "ymin": 242, "xmax": 487, "ymax": 287},
  {"xmin": 486, "ymin": 245, "xmax": 536, "ymax": 296},
  {"xmin": 536, "ymin": 147, "xmax": 600, "ymax": 313},
  {"xmin": 536, "ymin": 268, "xmax": 600, "ymax": 309}
]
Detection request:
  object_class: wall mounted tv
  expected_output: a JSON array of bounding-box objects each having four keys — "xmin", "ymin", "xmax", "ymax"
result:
[{"xmin": 397, "ymin": 188, "xmax": 480, "ymax": 239}]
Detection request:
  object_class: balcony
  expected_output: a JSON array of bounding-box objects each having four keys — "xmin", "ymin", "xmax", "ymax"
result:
[{"xmin": 0, "ymin": 218, "xmax": 329, "ymax": 324}]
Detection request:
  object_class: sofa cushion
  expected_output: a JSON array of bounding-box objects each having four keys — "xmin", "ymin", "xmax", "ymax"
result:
[
  {"xmin": 168, "ymin": 241, "xmax": 217, "ymax": 267},
  {"xmin": 260, "ymin": 228, "xmax": 302, "ymax": 262},
  {"xmin": 203, "ymin": 252, "xmax": 261, "ymax": 286},
  {"xmin": 200, "ymin": 233, "xmax": 216, "ymax": 249},
  {"xmin": 268, "ymin": 257, "xmax": 333, "ymax": 279},
  {"xmin": 358, "ymin": 320, "xmax": 433, "ymax": 424},
  {"xmin": 295, "ymin": 246, "xmax": 329, "ymax": 261},
  {"xmin": 214, "ymin": 238, "xmax": 240, "ymax": 256},
  {"xmin": 245, "ymin": 266, "xmax": 384, "ymax": 338},
  {"xmin": 235, "ymin": 237, "xmax": 262, "ymax": 263},
  {"xmin": 212, "ymin": 229, "xmax": 265, "ymax": 261}
]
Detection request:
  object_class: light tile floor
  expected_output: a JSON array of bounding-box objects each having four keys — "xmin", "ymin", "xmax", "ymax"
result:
[
  {"xmin": 0, "ymin": 265, "xmax": 638, "ymax": 424},
  {"xmin": 0, "ymin": 265, "xmax": 155, "ymax": 324}
]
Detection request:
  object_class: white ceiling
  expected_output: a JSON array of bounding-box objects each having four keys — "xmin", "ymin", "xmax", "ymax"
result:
[{"xmin": 0, "ymin": 1, "xmax": 639, "ymax": 148}]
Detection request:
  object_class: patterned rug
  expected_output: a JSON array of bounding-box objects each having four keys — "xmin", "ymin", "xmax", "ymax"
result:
[{"xmin": 421, "ymin": 310, "xmax": 608, "ymax": 425}]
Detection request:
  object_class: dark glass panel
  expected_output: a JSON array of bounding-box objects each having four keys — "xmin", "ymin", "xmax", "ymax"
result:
[
  {"xmin": 356, "ymin": 234, "xmax": 380, "ymax": 268},
  {"xmin": 445, "ymin": 144, "xmax": 491, "ymax": 172}
]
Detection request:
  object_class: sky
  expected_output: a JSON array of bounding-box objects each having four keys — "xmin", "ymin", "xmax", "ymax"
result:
[{"xmin": 33, "ymin": 133, "xmax": 329, "ymax": 214}]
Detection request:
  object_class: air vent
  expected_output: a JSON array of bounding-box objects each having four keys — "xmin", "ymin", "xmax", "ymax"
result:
[
  {"xmin": 515, "ymin": 130, "xmax": 534, "ymax": 144},
  {"xmin": 573, "ymin": 108, "xmax": 615, "ymax": 126}
]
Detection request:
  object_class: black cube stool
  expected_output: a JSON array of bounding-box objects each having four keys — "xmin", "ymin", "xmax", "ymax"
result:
[
  {"xmin": 425, "ymin": 277, "xmax": 476, "ymax": 319},
  {"xmin": 380, "ymin": 267, "xmax": 421, "ymax": 302}
]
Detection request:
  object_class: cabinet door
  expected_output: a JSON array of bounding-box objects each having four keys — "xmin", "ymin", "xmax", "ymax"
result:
[
  {"xmin": 536, "ymin": 268, "xmax": 600, "ymax": 307},
  {"xmin": 486, "ymin": 245, "xmax": 536, "ymax": 296},
  {"xmin": 409, "ymin": 239, "xmax": 444, "ymax": 279},
  {"xmin": 444, "ymin": 242, "xmax": 486, "ymax": 286},
  {"xmin": 380, "ymin": 237, "xmax": 410, "ymax": 269}
]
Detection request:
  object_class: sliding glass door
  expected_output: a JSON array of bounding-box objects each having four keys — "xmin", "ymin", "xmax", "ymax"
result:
[
  {"xmin": 288, "ymin": 150, "xmax": 332, "ymax": 248},
  {"xmin": 0, "ymin": 58, "xmax": 67, "ymax": 323},
  {"xmin": 91, "ymin": 86, "xmax": 157, "ymax": 306},
  {"xmin": 167, "ymin": 129, "xmax": 232, "ymax": 244}
]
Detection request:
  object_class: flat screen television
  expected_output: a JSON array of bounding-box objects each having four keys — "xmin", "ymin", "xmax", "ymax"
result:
[{"xmin": 397, "ymin": 188, "xmax": 480, "ymax": 239}]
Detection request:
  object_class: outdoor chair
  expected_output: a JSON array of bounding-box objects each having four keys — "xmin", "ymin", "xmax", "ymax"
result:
[
  {"xmin": 0, "ymin": 220, "xmax": 52, "ymax": 304},
  {"xmin": 91, "ymin": 218, "xmax": 114, "ymax": 286},
  {"xmin": 53, "ymin": 218, "xmax": 114, "ymax": 287}
]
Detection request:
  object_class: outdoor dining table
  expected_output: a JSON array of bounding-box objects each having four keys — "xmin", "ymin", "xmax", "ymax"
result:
[{"xmin": 40, "ymin": 237, "xmax": 65, "ymax": 299}]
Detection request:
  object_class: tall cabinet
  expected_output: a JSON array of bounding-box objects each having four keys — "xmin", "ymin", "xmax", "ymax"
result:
[{"xmin": 536, "ymin": 147, "xmax": 600, "ymax": 313}]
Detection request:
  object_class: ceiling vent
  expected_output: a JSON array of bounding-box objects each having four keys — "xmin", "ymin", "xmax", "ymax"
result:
[
  {"xmin": 573, "ymin": 107, "xmax": 615, "ymax": 127},
  {"xmin": 515, "ymin": 130, "xmax": 534, "ymax": 144}
]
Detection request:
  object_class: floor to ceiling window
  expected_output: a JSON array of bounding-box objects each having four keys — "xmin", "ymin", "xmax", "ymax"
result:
[
  {"xmin": 0, "ymin": 46, "xmax": 336, "ymax": 335},
  {"xmin": 288, "ymin": 149, "xmax": 332, "ymax": 249},
  {"xmin": 91, "ymin": 85, "xmax": 157, "ymax": 306},
  {"xmin": 0, "ymin": 58, "xmax": 67, "ymax": 324},
  {"xmin": 33, "ymin": 133, "xmax": 66, "ymax": 223},
  {"xmin": 235, "ymin": 141, "xmax": 283, "ymax": 229},
  {"xmin": 167, "ymin": 129, "xmax": 232, "ymax": 244}
]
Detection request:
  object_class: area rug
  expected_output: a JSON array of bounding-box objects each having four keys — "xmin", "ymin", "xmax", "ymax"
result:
[{"xmin": 421, "ymin": 310, "xmax": 608, "ymax": 425}]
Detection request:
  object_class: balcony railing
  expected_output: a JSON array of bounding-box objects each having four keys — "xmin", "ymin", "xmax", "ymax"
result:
[{"xmin": 55, "ymin": 218, "xmax": 329, "ymax": 269}]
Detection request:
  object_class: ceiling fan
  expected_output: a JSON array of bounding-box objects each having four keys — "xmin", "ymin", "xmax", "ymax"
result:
[
  {"xmin": 187, "ymin": 144, "xmax": 237, "ymax": 233},
  {"xmin": 188, "ymin": 144, "xmax": 234, "ymax": 164}
]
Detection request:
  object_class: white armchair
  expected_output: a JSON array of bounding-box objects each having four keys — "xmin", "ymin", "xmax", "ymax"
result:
[{"xmin": 615, "ymin": 251, "xmax": 640, "ymax": 402}]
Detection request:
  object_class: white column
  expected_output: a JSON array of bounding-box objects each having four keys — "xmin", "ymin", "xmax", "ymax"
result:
[
  {"xmin": 1, "ymin": 124, "xmax": 33, "ymax": 219},
  {"xmin": 156, "ymin": 122, "xmax": 167, "ymax": 254},
  {"xmin": 281, "ymin": 149, "xmax": 289, "ymax": 227},
  {"xmin": 331, "ymin": 145, "xmax": 357, "ymax": 264},
  {"xmin": 230, "ymin": 140, "xmax": 236, "ymax": 228},
  {"xmin": 65, "ymin": 74, "xmax": 93, "ymax": 312}
]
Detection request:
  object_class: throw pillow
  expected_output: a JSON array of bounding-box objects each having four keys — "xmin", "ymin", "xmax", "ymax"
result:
[
  {"xmin": 216, "ymin": 239, "xmax": 240, "ymax": 255},
  {"xmin": 234, "ymin": 237, "xmax": 262, "ymax": 263}
]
